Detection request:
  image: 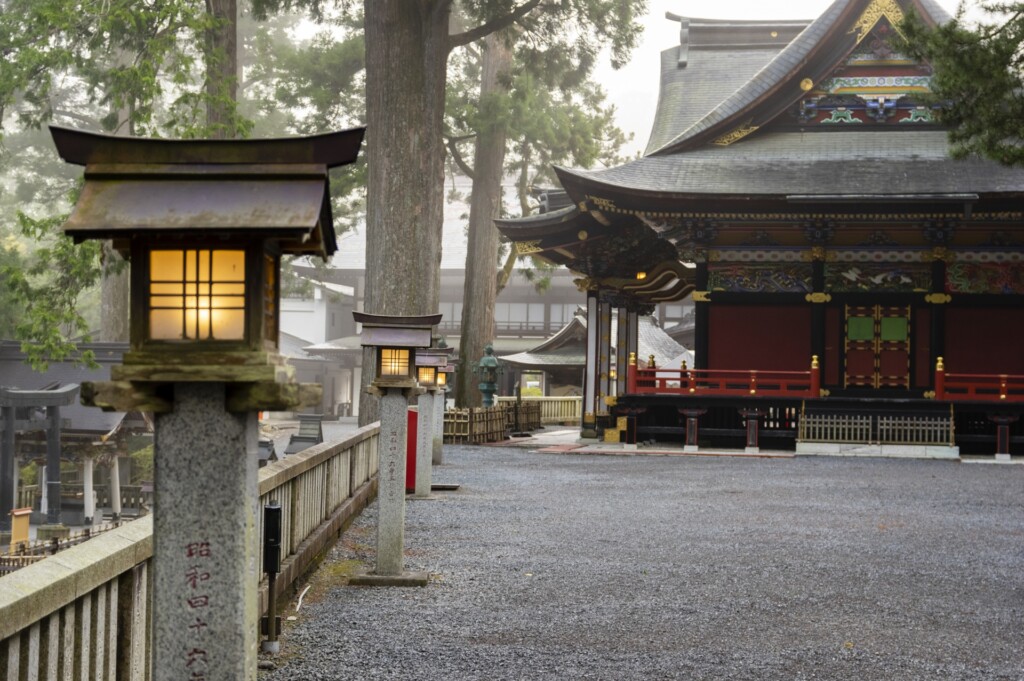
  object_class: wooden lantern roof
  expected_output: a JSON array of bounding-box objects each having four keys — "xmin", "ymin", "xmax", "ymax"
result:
[{"xmin": 50, "ymin": 125, "xmax": 365, "ymax": 259}]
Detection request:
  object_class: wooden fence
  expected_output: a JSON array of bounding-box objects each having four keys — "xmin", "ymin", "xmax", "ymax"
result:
[
  {"xmin": 799, "ymin": 409, "xmax": 954, "ymax": 446},
  {"xmin": 0, "ymin": 423, "xmax": 380, "ymax": 681},
  {"xmin": 495, "ymin": 396, "xmax": 581, "ymax": 425},
  {"xmin": 443, "ymin": 406, "xmax": 508, "ymax": 444}
]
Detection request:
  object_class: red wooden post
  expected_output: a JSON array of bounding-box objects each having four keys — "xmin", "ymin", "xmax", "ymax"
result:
[
  {"xmin": 999, "ymin": 375, "xmax": 1008, "ymax": 401},
  {"xmin": 934, "ymin": 356, "xmax": 945, "ymax": 400},
  {"xmin": 627, "ymin": 352, "xmax": 637, "ymax": 394},
  {"xmin": 810, "ymin": 355, "xmax": 820, "ymax": 398},
  {"xmin": 749, "ymin": 370, "xmax": 757, "ymax": 395}
]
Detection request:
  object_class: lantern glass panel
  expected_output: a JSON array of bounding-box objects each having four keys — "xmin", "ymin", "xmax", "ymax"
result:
[
  {"xmin": 148, "ymin": 248, "xmax": 246, "ymax": 340},
  {"xmin": 436, "ymin": 371, "xmax": 447, "ymax": 387},
  {"xmin": 380, "ymin": 348, "xmax": 410, "ymax": 376},
  {"xmin": 417, "ymin": 366, "xmax": 436, "ymax": 385}
]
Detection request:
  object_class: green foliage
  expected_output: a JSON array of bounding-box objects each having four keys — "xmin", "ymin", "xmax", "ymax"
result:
[
  {"xmin": 900, "ymin": 2, "xmax": 1024, "ymax": 165},
  {"xmin": 130, "ymin": 445, "xmax": 154, "ymax": 484},
  {"xmin": 0, "ymin": 210, "xmax": 102, "ymax": 369}
]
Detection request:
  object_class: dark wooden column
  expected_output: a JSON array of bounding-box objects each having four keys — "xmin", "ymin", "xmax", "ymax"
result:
[
  {"xmin": 694, "ymin": 262, "xmax": 709, "ymax": 369},
  {"xmin": 930, "ymin": 258, "xmax": 947, "ymax": 376},
  {"xmin": 811, "ymin": 259, "xmax": 826, "ymax": 362}
]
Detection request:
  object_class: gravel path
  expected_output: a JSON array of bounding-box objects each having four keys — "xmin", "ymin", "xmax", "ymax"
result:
[{"xmin": 261, "ymin": 448, "xmax": 1024, "ymax": 680}]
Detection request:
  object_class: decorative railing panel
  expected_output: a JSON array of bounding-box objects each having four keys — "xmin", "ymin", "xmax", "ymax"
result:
[
  {"xmin": 936, "ymin": 371, "xmax": 1024, "ymax": 403},
  {"xmin": 629, "ymin": 366, "xmax": 817, "ymax": 398}
]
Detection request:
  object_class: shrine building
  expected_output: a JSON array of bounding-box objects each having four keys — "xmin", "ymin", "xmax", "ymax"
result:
[{"xmin": 496, "ymin": 0, "xmax": 1024, "ymax": 456}]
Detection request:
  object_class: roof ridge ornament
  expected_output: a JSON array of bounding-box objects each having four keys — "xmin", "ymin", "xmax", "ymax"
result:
[{"xmin": 849, "ymin": 0, "xmax": 906, "ymax": 45}]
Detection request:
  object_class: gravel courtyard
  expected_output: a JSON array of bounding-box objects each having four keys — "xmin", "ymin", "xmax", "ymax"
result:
[{"xmin": 262, "ymin": 448, "xmax": 1023, "ymax": 680}]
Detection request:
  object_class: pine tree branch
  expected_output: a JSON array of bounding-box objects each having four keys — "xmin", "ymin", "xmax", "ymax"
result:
[
  {"xmin": 448, "ymin": 0, "xmax": 544, "ymax": 50},
  {"xmin": 445, "ymin": 134, "xmax": 476, "ymax": 179}
]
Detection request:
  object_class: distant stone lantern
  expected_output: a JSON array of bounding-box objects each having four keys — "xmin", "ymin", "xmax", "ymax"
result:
[
  {"xmin": 350, "ymin": 311, "xmax": 441, "ymax": 586},
  {"xmin": 50, "ymin": 124, "xmax": 365, "ymax": 680},
  {"xmin": 412, "ymin": 346, "xmax": 450, "ymax": 498}
]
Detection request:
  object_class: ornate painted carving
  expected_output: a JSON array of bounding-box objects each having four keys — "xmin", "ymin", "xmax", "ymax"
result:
[
  {"xmin": 946, "ymin": 263, "xmax": 1024, "ymax": 295},
  {"xmin": 686, "ymin": 219, "xmax": 719, "ymax": 244},
  {"xmin": 822, "ymin": 76, "xmax": 930, "ymax": 93},
  {"xmin": 921, "ymin": 219, "xmax": 957, "ymax": 246},
  {"xmin": 586, "ymin": 196, "xmax": 616, "ymax": 212},
  {"xmin": 822, "ymin": 108, "xmax": 862, "ymax": 124},
  {"xmin": 803, "ymin": 220, "xmax": 836, "ymax": 245},
  {"xmin": 708, "ymin": 264, "xmax": 812, "ymax": 293},
  {"xmin": 900, "ymin": 107, "xmax": 934, "ymax": 123},
  {"xmin": 826, "ymin": 264, "xmax": 931, "ymax": 292},
  {"xmin": 712, "ymin": 122, "xmax": 759, "ymax": 146},
  {"xmin": 848, "ymin": 0, "xmax": 906, "ymax": 45},
  {"xmin": 515, "ymin": 240, "xmax": 543, "ymax": 255}
]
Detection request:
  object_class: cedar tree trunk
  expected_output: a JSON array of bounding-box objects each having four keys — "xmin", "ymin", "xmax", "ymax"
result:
[{"xmin": 455, "ymin": 32, "xmax": 512, "ymax": 407}]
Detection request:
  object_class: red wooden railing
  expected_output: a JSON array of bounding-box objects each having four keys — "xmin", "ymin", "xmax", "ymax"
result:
[
  {"xmin": 626, "ymin": 355, "xmax": 820, "ymax": 398},
  {"xmin": 934, "ymin": 358, "xmax": 1024, "ymax": 403}
]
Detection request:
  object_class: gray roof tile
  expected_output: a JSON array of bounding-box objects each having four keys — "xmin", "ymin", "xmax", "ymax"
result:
[{"xmin": 567, "ymin": 130, "xmax": 1024, "ymax": 195}]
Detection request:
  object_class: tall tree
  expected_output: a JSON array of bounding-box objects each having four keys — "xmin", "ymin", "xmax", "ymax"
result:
[
  {"xmin": 447, "ymin": 5, "xmax": 641, "ymax": 407},
  {"xmin": 453, "ymin": 31, "xmax": 513, "ymax": 408},
  {"xmin": 900, "ymin": 2, "xmax": 1024, "ymax": 165},
  {"xmin": 361, "ymin": 0, "xmax": 645, "ymax": 422}
]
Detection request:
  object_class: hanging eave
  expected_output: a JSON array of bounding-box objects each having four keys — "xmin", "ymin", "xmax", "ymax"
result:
[{"xmin": 649, "ymin": 0, "xmax": 950, "ymax": 157}]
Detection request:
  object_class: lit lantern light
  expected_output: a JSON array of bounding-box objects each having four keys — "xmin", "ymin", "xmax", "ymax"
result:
[
  {"xmin": 435, "ymin": 368, "xmax": 449, "ymax": 388},
  {"xmin": 354, "ymin": 312, "xmax": 443, "ymax": 391},
  {"xmin": 415, "ymin": 346, "xmax": 450, "ymax": 390},
  {"xmin": 417, "ymin": 366, "xmax": 437, "ymax": 387}
]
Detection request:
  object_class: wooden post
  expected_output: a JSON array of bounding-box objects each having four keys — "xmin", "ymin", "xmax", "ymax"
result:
[
  {"xmin": 810, "ymin": 355, "xmax": 820, "ymax": 398},
  {"xmin": 934, "ymin": 356, "xmax": 945, "ymax": 400},
  {"xmin": 749, "ymin": 371, "xmax": 758, "ymax": 396},
  {"xmin": 627, "ymin": 352, "xmax": 637, "ymax": 394}
]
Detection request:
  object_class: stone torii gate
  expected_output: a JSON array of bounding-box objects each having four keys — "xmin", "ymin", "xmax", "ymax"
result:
[{"xmin": 0, "ymin": 384, "xmax": 80, "ymax": 543}]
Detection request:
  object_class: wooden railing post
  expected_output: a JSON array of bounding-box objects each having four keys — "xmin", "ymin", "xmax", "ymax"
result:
[
  {"xmin": 934, "ymin": 356, "xmax": 945, "ymax": 400},
  {"xmin": 810, "ymin": 355, "xmax": 820, "ymax": 398},
  {"xmin": 627, "ymin": 352, "xmax": 637, "ymax": 394},
  {"xmin": 749, "ymin": 370, "xmax": 758, "ymax": 395}
]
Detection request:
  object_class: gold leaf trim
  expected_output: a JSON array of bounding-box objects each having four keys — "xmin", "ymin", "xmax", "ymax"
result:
[
  {"xmin": 712, "ymin": 122, "xmax": 759, "ymax": 146},
  {"xmin": 849, "ymin": 0, "xmax": 905, "ymax": 44},
  {"xmin": 805, "ymin": 292, "xmax": 832, "ymax": 303},
  {"xmin": 691, "ymin": 290, "xmax": 711, "ymax": 302},
  {"xmin": 924, "ymin": 293, "xmax": 952, "ymax": 304},
  {"xmin": 515, "ymin": 240, "xmax": 543, "ymax": 255}
]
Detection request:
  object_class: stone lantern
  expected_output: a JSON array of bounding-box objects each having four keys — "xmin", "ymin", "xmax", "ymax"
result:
[
  {"xmin": 50, "ymin": 124, "xmax": 364, "ymax": 680},
  {"xmin": 474, "ymin": 343, "xmax": 503, "ymax": 407}
]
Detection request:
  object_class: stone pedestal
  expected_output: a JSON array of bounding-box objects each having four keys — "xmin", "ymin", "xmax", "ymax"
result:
[
  {"xmin": 347, "ymin": 388, "xmax": 427, "ymax": 587},
  {"xmin": 152, "ymin": 383, "xmax": 258, "ymax": 681},
  {"xmin": 414, "ymin": 392, "xmax": 434, "ymax": 498},
  {"xmin": 432, "ymin": 389, "xmax": 445, "ymax": 465},
  {"xmin": 376, "ymin": 389, "xmax": 410, "ymax": 575},
  {"xmin": 83, "ymin": 458, "xmax": 96, "ymax": 525}
]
